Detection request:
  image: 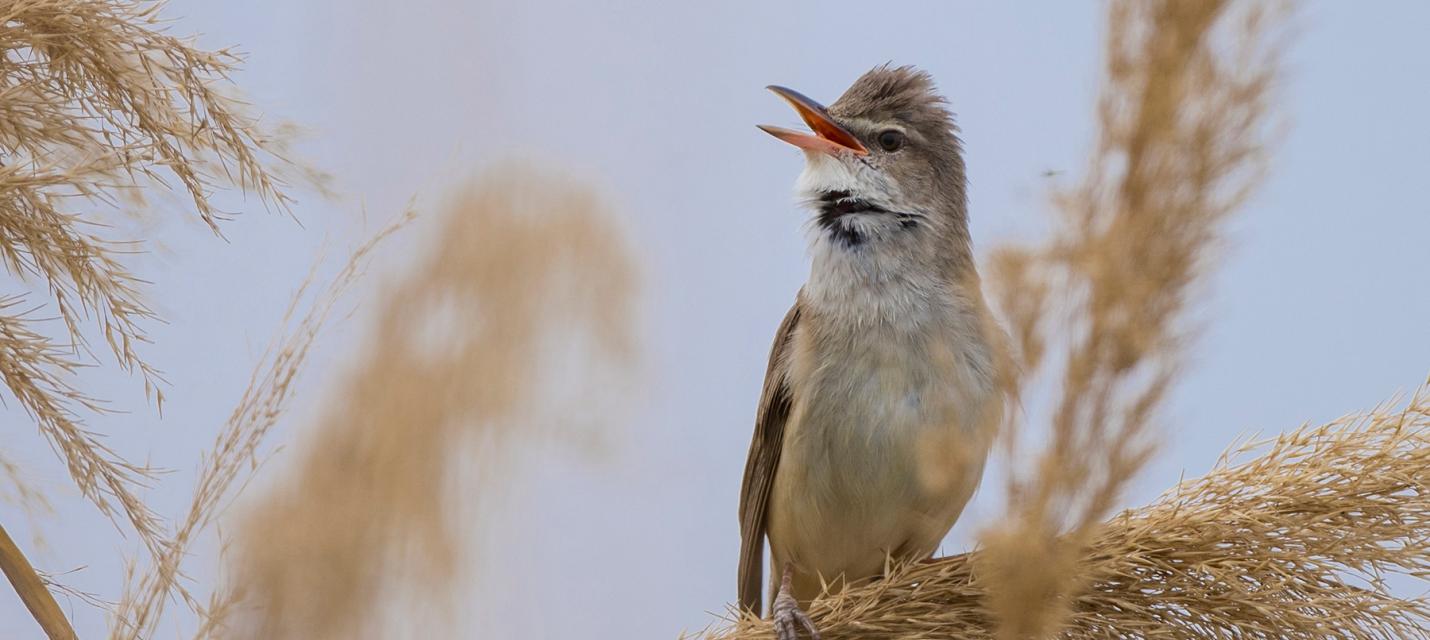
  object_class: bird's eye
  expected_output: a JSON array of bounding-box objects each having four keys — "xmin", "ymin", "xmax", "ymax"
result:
[{"xmin": 877, "ymin": 130, "xmax": 905, "ymax": 152}]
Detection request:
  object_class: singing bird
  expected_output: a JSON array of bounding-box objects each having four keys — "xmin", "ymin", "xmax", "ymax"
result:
[{"xmin": 740, "ymin": 66, "xmax": 1005, "ymax": 640}]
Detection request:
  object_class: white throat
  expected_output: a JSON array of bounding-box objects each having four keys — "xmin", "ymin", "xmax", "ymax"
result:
[{"xmin": 794, "ymin": 154, "xmax": 944, "ymax": 328}]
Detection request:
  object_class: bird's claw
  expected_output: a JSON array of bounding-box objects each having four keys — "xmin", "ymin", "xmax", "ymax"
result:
[{"xmin": 772, "ymin": 590, "xmax": 820, "ymax": 640}]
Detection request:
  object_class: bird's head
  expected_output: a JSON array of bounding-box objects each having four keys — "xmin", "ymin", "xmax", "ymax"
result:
[{"xmin": 760, "ymin": 65, "xmax": 968, "ymax": 252}]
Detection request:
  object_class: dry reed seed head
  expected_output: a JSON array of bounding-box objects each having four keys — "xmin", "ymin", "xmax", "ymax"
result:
[
  {"xmin": 976, "ymin": 0, "xmax": 1293, "ymax": 636},
  {"xmin": 1, "ymin": 0, "xmax": 308, "ymax": 572},
  {"xmin": 219, "ymin": 168, "xmax": 636, "ymax": 640}
]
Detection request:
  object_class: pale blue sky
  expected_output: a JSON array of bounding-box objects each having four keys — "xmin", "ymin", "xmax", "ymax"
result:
[{"xmin": 3, "ymin": 2, "xmax": 1428, "ymax": 638}]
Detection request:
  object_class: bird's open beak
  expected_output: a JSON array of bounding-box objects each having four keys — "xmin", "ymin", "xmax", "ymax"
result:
[{"xmin": 758, "ymin": 85, "xmax": 869, "ymax": 156}]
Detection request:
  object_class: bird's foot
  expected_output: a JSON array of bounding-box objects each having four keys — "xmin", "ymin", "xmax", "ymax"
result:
[
  {"xmin": 772, "ymin": 590, "xmax": 819, "ymax": 640},
  {"xmin": 772, "ymin": 565, "xmax": 820, "ymax": 640}
]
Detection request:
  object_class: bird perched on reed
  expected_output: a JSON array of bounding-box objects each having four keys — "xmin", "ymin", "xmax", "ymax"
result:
[{"xmin": 740, "ymin": 65, "xmax": 1005, "ymax": 640}]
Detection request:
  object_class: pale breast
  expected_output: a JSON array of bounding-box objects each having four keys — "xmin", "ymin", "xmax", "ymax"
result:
[{"xmin": 766, "ymin": 304, "xmax": 1000, "ymax": 588}]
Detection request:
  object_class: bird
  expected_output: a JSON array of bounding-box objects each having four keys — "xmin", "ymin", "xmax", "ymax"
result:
[{"xmin": 739, "ymin": 65, "xmax": 1005, "ymax": 640}]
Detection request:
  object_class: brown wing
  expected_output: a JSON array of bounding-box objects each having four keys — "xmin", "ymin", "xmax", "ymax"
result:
[{"xmin": 737, "ymin": 300, "xmax": 801, "ymax": 617}]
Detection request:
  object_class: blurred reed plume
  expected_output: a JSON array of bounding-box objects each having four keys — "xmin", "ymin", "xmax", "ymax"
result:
[
  {"xmin": 710, "ymin": 387, "xmax": 1429, "ymax": 639},
  {"xmin": 0, "ymin": 0, "xmax": 300, "ymax": 562},
  {"xmin": 205, "ymin": 169, "xmax": 636, "ymax": 640},
  {"xmin": 714, "ymin": 0, "xmax": 1416, "ymax": 636},
  {"xmin": 979, "ymin": 0, "xmax": 1288, "ymax": 636}
]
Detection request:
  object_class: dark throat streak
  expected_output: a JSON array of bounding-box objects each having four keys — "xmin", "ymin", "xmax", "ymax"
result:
[{"xmin": 814, "ymin": 190, "xmax": 919, "ymax": 248}]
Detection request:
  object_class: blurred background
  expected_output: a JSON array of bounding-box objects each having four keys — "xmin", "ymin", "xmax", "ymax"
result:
[{"xmin": 2, "ymin": 1, "xmax": 1428, "ymax": 637}]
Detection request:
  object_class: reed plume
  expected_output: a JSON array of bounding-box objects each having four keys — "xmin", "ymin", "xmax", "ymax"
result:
[
  {"xmin": 979, "ymin": 0, "xmax": 1288, "ymax": 636},
  {"xmin": 0, "ymin": 0, "xmax": 302, "ymax": 561},
  {"xmin": 2, "ymin": 1, "xmax": 302, "ymax": 636},
  {"xmin": 211, "ymin": 169, "xmax": 637, "ymax": 640}
]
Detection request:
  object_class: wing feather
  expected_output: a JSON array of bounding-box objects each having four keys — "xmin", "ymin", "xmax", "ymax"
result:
[{"xmin": 737, "ymin": 300, "xmax": 801, "ymax": 616}]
